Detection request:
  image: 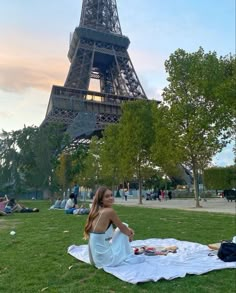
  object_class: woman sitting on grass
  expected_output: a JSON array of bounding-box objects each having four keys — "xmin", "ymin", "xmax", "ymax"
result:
[
  {"xmin": 49, "ymin": 197, "xmax": 62, "ymax": 210},
  {"xmin": 84, "ymin": 186, "xmax": 144, "ymax": 268}
]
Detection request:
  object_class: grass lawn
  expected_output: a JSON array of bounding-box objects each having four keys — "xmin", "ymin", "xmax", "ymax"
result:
[{"xmin": 0, "ymin": 200, "xmax": 235, "ymax": 293}]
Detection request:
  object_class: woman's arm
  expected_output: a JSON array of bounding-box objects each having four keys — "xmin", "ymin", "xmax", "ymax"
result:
[{"xmin": 108, "ymin": 209, "xmax": 134, "ymax": 240}]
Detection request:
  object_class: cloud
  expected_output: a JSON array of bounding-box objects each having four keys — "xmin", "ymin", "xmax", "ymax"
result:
[
  {"xmin": 0, "ymin": 26, "xmax": 69, "ymax": 94},
  {"xmin": 0, "ymin": 55, "xmax": 67, "ymax": 93},
  {"xmin": 0, "ymin": 88, "xmax": 50, "ymax": 132},
  {"xmin": 0, "ymin": 111, "xmax": 13, "ymax": 119}
]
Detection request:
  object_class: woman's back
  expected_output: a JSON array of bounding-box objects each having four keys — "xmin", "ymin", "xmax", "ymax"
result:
[{"xmin": 90, "ymin": 208, "xmax": 112, "ymax": 233}]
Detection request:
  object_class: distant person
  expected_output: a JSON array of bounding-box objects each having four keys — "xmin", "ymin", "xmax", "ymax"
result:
[
  {"xmin": 0, "ymin": 195, "xmax": 9, "ymax": 216},
  {"xmin": 73, "ymin": 204, "xmax": 90, "ymax": 215},
  {"xmin": 124, "ymin": 189, "xmax": 128, "ymax": 201},
  {"xmin": 73, "ymin": 183, "xmax": 79, "ymax": 204},
  {"xmin": 146, "ymin": 192, "xmax": 151, "ymax": 200},
  {"xmin": 5, "ymin": 198, "xmax": 39, "ymax": 213},
  {"xmin": 116, "ymin": 189, "xmax": 121, "ymax": 198},
  {"xmin": 65, "ymin": 193, "xmax": 77, "ymax": 214},
  {"xmin": 60, "ymin": 198, "xmax": 67, "ymax": 209},
  {"xmin": 161, "ymin": 190, "xmax": 165, "ymax": 201},
  {"xmin": 49, "ymin": 198, "xmax": 62, "ymax": 210},
  {"xmin": 0, "ymin": 195, "xmax": 9, "ymax": 212},
  {"xmin": 168, "ymin": 191, "xmax": 172, "ymax": 200},
  {"xmin": 157, "ymin": 190, "xmax": 161, "ymax": 201}
]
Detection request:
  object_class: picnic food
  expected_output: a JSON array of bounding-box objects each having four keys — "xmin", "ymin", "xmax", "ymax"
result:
[
  {"xmin": 208, "ymin": 243, "xmax": 221, "ymax": 250},
  {"xmin": 133, "ymin": 245, "xmax": 178, "ymax": 255}
]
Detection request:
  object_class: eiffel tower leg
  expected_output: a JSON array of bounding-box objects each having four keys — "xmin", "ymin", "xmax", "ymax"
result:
[
  {"xmin": 112, "ymin": 49, "xmax": 129, "ymax": 96},
  {"xmin": 116, "ymin": 53, "xmax": 147, "ymax": 98},
  {"xmin": 65, "ymin": 40, "xmax": 95, "ymax": 90}
]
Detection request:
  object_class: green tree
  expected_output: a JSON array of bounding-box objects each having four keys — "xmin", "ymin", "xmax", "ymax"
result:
[
  {"xmin": 117, "ymin": 100, "xmax": 155, "ymax": 204},
  {"xmin": 0, "ymin": 123, "xmax": 66, "ymax": 197},
  {"xmin": 79, "ymin": 136, "xmax": 101, "ymax": 190},
  {"xmin": 152, "ymin": 48, "xmax": 235, "ymax": 207},
  {"xmin": 25, "ymin": 123, "xmax": 66, "ymax": 196},
  {"xmin": 204, "ymin": 166, "xmax": 236, "ymax": 190},
  {"xmin": 55, "ymin": 153, "xmax": 72, "ymax": 194},
  {"xmin": 70, "ymin": 145, "xmax": 88, "ymax": 183},
  {"xmin": 0, "ymin": 130, "xmax": 23, "ymax": 194},
  {"xmin": 99, "ymin": 124, "xmax": 124, "ymax": 191}
]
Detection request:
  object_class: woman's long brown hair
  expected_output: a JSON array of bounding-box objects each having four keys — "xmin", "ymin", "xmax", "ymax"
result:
[{"xmin": 83, "ymin": 186, "xmax": 109, "ymax": 239}]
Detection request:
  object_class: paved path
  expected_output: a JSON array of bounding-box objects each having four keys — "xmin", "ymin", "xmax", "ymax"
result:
[{"xmin": 114, "ymin": 197, "xmax": 236, "ymax": 215}]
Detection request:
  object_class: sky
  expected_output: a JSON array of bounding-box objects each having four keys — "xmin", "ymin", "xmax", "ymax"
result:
[{"xmin": 0, "ymin": 0, "xmax": 235, "ymax": 166}]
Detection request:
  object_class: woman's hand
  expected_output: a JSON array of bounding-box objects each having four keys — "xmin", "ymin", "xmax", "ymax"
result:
[
  {"xmin": 128, "ymin": 228, "xmax": 134, "ymax": 242},
  {"xmin": 107, "ymin": 209, "xmax": 135, "ymax": 241}
]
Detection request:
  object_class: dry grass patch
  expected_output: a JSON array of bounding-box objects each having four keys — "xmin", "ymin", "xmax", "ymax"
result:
[{"xmin": 0, "ymin": 218, "xmax": 22, "ymax": 230}]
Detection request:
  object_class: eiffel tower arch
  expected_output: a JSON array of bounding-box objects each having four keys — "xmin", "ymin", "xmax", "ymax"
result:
[{"xmin": 43, "ymin": 0, "xmax": 148, "ymax": 143}]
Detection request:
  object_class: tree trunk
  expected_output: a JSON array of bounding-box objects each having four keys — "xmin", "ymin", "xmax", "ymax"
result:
[
  {"xmin": 138, "ymin": 178, "xmax": 143, "ymax": 204},
  {"xmin": 138, "ymin": 164, "xmax": 143, "ymax": 204},
  {"xmin": 193, "ymin": 167, "xmax": 201, "ymax": 208}
]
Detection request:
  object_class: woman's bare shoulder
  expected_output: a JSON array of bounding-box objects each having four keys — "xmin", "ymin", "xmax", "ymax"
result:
[{"xmin": 103, "ymin": 207, "xmax": 116, "ymax": 215}]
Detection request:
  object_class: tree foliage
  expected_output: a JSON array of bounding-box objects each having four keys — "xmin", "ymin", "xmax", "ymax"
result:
[
  {"xmin": 78, "ymin": 137, "xmax": 101, "ymax": 190},
  {"xmin": 0, "ymin": 123, "xmax": 66, "ymax": 195},
  {"xmin": 204, "ymin": 166, "xmax": 236, "ymax": 190},
  {"xmin": 115, "ymin": 100, "xmax": 155, "ymax": 203},
  {"xmin": 55, "ymin": 153, "xmax": 72, "ymax": 192},
  {"xmin": 99, "ymin": 124, "xmax": 123, "ymax": 189},
  {"xmin": 151, "ymin": 48, "xmax": 235, "ymax": 206}
]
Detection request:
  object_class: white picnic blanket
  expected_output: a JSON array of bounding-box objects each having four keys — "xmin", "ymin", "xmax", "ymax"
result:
[{"xmin": 68, "ymin": 238, "xmax": 236, "ymax": 284}]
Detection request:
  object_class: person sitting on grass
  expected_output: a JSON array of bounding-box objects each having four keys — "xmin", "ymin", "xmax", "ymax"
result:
[
  {"xmin": 73, "ymin": 204, "xmax": 90, "ymax": 215},
  {"xmin": 65, "ymin": 193, "xmax": 78, "ymax": 214},
  {"xmin": 0, "ymin": 195, "xmax": 10, "ymax": 216},
  {"xmin": 4, "ymin": 198, "xmax": 39, "ymax": 213},
  {"xmin": 84, "ymin": 186, "xmax": 144, "ymax": 269},
  {"xmin": 60, "ymin": 198, "xmax": 67, "ymax": 209},
  {"xmin": 49, "ymin": 197, "xmax": 62, "ymax": 210}
]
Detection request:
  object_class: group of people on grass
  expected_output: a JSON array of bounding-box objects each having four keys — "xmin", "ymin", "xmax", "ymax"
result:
[
  {"xmin": 64, "ymin": 193, "xmax": 90, "ymax": 215},
  {"xmin": 0, "ymin": 195, "xmax": 39, "ymax": 216},
  {"xmin": 49, "ymin": 197, "xmax": 67, "ymax": 210},
  {"xmin": 49, "ymin": 183, "xmax": 90, "ymax": 215}
]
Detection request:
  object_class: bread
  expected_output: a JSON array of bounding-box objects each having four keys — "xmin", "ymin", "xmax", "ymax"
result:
[
  {"xmin": 164, "ymin": 245, "xmax": 178, "ymax": 251},
  {"xmin": 208, "ymin": 243, "xmax": 221, "ymax": 250}
]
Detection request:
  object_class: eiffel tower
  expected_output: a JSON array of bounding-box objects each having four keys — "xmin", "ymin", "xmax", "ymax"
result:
[{"xmin": 43, "ymin": 0, "xmax": 147, "ymax": 143}]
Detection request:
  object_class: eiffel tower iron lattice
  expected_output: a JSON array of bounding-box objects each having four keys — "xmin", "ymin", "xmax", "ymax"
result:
[{"xmin": 43, "ymin": 0, "xmax": 148, "ymax": 143}]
